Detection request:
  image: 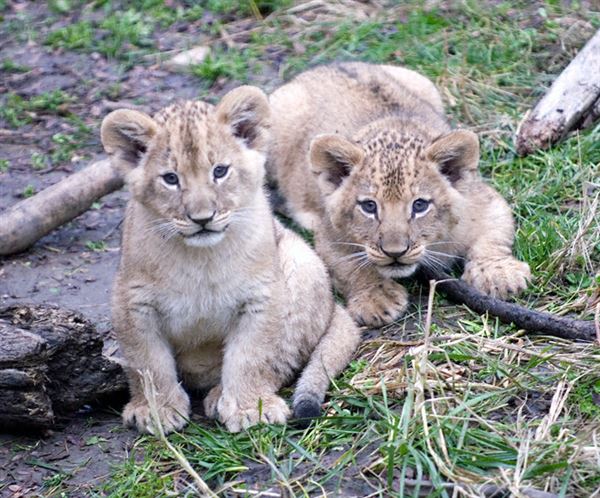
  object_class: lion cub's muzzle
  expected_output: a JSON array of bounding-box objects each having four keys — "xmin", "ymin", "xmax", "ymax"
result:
[
  {"xmin": 174, "ymin": 211, "xmax": 232, "ymax": 247},
  {"xmin": 367, "ymin": 243, "xmax": 424, "ymax": 279}
]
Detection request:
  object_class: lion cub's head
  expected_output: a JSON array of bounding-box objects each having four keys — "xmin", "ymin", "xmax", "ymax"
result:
[
  {"xmin": 310, "ymin": 127, "xmax": 480, "ymax": 278},
  {"xmin": 101, "ymin": 86, "xmax": 269, "ymax": 248}
]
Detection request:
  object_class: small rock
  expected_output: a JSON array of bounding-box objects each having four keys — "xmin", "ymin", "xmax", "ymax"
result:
[
  {"xmin": 558, "ymin": 18, "xmax": 595, "ymax": 51},
  {"xmin": 165, "ymin": 46, "xmax": 210, "ymax": 71}
]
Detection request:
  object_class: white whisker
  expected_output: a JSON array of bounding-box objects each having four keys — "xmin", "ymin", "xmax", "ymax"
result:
[
  {"xmin": 348, "ymin": 257, "xmax": 373, "ymax": 278},
  {"xmin": 426, "ymin": 249, "xmax": 464, "ymax": 261},
  {"xmin": 336, "ymin": 251, "xmax": 368, "ymax": 264},
  {"xmin": 425, "ymin": 241, "xmax": 462, "ymax": 248},
  {"xmin": 330, "ymin": 241, "xmax": 367, "ymax": 250}
]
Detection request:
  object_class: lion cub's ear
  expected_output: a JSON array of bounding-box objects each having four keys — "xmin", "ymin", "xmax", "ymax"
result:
[
  {"xmin": 101, "ymin": 109, "xmax": 158, "ymax": 173},
  {"xmin": 216, "ymin": 86, "xmax": 270, "ymax": 152},
  {"xmin": 425, "ymin": 130, "xmax": 479, "ymax": 184},
  {"xmin": 309, "ymin": 134, "xmax": 364, "ymax": 195}
]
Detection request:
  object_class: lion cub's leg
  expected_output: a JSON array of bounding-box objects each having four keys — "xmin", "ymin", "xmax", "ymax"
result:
[
  {"xmin": 116, "ymin": 307, "xmax": 190, "ymax": 434},
  {"xmin": 208, "ymin": 308, "xmax": 292, "ymax": 433},
  {"xmin": 459, "ymin": 191, "xmax": 531, "ymax": 298},
  {"xmin": 345, "ymin": 277, "xmax": 409, "ymax": 328},
  {"xmin": 293, "ymin": 304, "xmax": 360, "ymax": 420}
]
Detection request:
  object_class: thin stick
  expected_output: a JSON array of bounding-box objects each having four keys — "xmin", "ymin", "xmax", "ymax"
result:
[{"xmin": 418, "ymin": 267, "xmax": 596, "ymax": 342}]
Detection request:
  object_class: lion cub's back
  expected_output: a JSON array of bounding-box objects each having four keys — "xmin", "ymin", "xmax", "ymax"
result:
[{"xmin": 269, "ymin": 62, "xmax": 443, "ymax": 149}]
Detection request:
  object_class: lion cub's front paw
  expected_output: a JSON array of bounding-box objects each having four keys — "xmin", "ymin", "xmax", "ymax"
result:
[
  {"xmin": 216, "ymin": 394, "xmax": 291, "ymax": 433},
  {"xmin": 123, "ymin": 387, "xmax": 190, "ymax": 434},
  {"xmin": 347, "ymin": 280, "xmax": 409, "ymax": 327},
  {"xmin": 462, "ymin": 256, "xmax": 531, "ymax": 299}
]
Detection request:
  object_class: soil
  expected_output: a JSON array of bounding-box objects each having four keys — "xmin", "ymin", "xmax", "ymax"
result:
[{"xmin": 0, "ymin": 409, "xmax": 133, "ymax": 497}]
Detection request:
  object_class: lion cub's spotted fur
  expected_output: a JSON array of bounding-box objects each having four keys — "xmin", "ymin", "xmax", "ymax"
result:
[
  {"xmin": 268, "ymin": 62, "xmax": 531, "ymax": 327},
  {"xmin": 101, "ymin": 87, "xmax": 359, "ymax": 434}
]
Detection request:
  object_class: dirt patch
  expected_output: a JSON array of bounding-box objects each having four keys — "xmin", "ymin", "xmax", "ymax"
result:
[{"xmin": 0, "ymin": 408, "xmax": 136, "ymax": 497}]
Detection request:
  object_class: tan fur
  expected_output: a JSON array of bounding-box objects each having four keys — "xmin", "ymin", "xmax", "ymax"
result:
[
  {"xmin": 101, "ymin": 87, "xmax": 360, "ymax": 434},
  {"xmin": 268, "ymin": 62, "xmax": 531, "ymax": 327}
]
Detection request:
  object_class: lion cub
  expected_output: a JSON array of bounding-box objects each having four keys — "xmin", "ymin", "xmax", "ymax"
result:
[
  {"xmin": 101, "ymin": 87, "xmax": 359, "ymax": 434},
  {"xmin": 268, "ymin": 62, "xmax": 531, "ymax": 327}
]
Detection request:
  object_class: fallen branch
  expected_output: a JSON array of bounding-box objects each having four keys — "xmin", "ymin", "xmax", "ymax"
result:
[
  {"xmin": 515, "ymin": 29, "xmax": 600, "ymax": 156},
  {"xmin": 419, "ymin": 267, "xmax": 597, "ymax": 343},
  {"xmin": 0, "ymin": 158, "xmax": 124, "ymax": 256}
]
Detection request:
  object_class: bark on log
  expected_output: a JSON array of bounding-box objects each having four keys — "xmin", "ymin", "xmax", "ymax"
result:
[
  {"xmin": 419, "ymin": 267, "xmax": 597, "ymax": 342},
  {"xmin": 0, "ymin": 305, "xmax": 127, "ymax": 429},
  {"xmin": 0, "ymin": 159, "xmax": 124, "ymax": 256},
  {"xmin": 515, "ymin": 29, "xmax": 600, "ymax": 156}
]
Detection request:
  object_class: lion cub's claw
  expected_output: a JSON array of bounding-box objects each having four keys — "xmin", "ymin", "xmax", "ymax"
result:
[
  {"xmin": 215, "ymin": 393, "xmax": 291, "ymax": 433},
  {"xmin": 122, "ymin": 389, "xmax": 190, "ymax": 435},
  {"xmin": 462, "ymin": 257, "xmax": 531, "ymax": 299},
  {"xmin": 347, "ymin": 280, "xmax": 408, "ymax": 327},
  {"xmin": 203, "ymin": 384, "xmax": 222, "ymax": 419}
]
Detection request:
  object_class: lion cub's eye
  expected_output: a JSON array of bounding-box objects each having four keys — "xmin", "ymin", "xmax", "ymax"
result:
[
  {"xmin": 412, "ymin": 198, "xmax": 430, "ymax": 215},
  {"xmin": 162, "ymin": 172, "xmax": 179, "ymax": 186},
  {"xmin": 213, "ymin": 164, "xmax": 230, "ymax": 180},
  {"xmin": 358, "ymin": 199, "xmax": 378, "ymax": 216}
]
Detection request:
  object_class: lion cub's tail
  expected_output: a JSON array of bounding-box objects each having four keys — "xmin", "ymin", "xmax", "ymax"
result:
[{"xmin": 292, "ymin": 304, "xmax": 360, "ymax": 425}]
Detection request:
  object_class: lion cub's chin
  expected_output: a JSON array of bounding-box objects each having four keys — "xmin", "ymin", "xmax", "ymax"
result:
[
  {"xmin": 183, "ymin": 231, "xmax": 226, "ymax": 248},
  {"xmin": 376, "ymin": 263, "xmax": 418, "ymax": 279}
]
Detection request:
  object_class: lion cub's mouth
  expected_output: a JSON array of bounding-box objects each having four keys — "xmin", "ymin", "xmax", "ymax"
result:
[
  {"xmin": 184, "ymin": 227, "xmax": 226, "ymax": 238},
  {"xmin": 182, "ymin": 226, "xmax": 228, "ymax": 247},
  {"xmin": 366, "ymin": 246, "xmax": 422, "ymax": 279},
  {"xmin": 376, "ymin": 261, "xmax": 419, "ymax": 279}
]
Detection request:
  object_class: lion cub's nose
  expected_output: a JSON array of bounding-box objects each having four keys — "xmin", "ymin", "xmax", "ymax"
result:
[
  {"xmin": 188, "ymin": 211, "xmax": 216, "ymax": 227},
  {"xmin": 379, "ymin": 243, "xmax": 409, "ymax": 260}
]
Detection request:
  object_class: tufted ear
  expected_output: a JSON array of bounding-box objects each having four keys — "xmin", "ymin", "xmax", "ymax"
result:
[
  {"xmin": 216, "ymin": 85, "xmax": 270, "ymax": 152},
  {"xmin": 425, "ymin": 130, "xmax": 479, "ymax": 184},
  {"xmin": 309, "ymin": 134, "xmax": 364, "ymax": 195},
  {"xmin": 101, "ymin": 109, "xmax": 158, "ymax": 173}
]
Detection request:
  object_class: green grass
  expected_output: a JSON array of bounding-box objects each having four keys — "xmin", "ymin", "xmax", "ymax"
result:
[
  {"xmin": 7, "ymin": 0, "xmax": 599, "ymax": 496},
  {"xmin": 42, "ymin": 0, "xmax": 291, "ymax": 62},
  {"xmin": 100, "ymin": 333, "xmax": 599, "ymax": 496},
  {"xmin": 22, "ymin": 184, "xmax": 36, "ymax": 198},
  {"xmin": 1, "ymin": 58, "xmax": 30, "ymax": 72},
  {"xmin": 0, "ymin": 89, "xmax": 93, "ymax": 165},
  {"xmin": 85, "ymin": 240, "xmax": 108, "ymax": 252},
  {"xmin": 0, "ymin": 90, "xmax": 74, "ymax": 128},
  {"xmin": 191, "ymin": 47, "xmax": 256, "ymax": 87},
  {"xmin": 45, "ymin": 11, "xmax": 154, "ymax": 61}
]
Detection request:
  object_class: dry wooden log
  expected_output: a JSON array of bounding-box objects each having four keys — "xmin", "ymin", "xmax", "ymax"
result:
[
  {"xmin": 0, "ymin": 159, "xmax": 124, "ymax": 256},
  {"xmin": 419, "ymin": 267, "xmax": 597, "ymax": 342},
  {"xmin": 516, "ymin": 29, "xmax": 600, "ymax": 156},
  {"xmin": 0, "ymin": 305, "xmax": 127, "ymax": 429}
]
